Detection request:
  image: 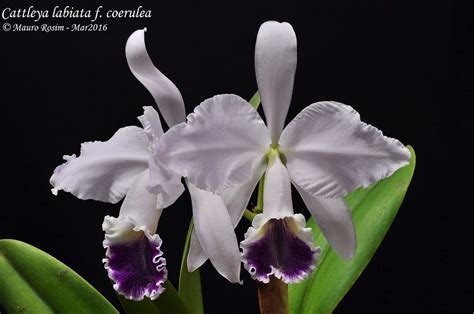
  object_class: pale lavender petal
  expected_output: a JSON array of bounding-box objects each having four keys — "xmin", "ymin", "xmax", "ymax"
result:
[
  {"xmin": 137, "ymin": 106, "xmax": 185, "ymax": 208},
  {"xmin": 138, "ymin": 106, "xmax": 164, "ymax": 146},
  {"xmin": 187, "ymin": 230, "xmax": 207, "ymax": 272},
  {"xmin": 280, "ymin": 101, "xmax": 411, "ymax": 198},
  {"xmin": 187, "ymin": 168, "xmax": 264, "ymax": 272},
  {"xmin": 157, "ymin": 94, "xmax": 270, "ymax": 195},
  {"xmin": 187, "ymin": 182, "xmax": 242, "ymax": 283},
  {"xmin": 295, "ymin": 185, "xmax": 356, "ymax": 260},
  {"xmin": 50, "ymin": 126, "xmax": 149, "ymax": 203}
]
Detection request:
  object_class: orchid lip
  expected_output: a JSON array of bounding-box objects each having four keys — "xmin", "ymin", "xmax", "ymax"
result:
[
  {"xmin": 103, "ymin": 216, "xmax": 167, "ymax": 301},
  {"xmin": 241, "ymin": 214, "xmax": 320, "ymax": 284}
]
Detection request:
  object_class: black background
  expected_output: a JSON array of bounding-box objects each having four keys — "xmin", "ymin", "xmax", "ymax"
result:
[{"xmin": 1, "ymin": 0, "xmax": 471, "ymax": 313}]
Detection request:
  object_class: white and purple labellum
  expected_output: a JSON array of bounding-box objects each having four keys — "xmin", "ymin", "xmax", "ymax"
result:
[
  {"xmin": 103, "ymin": 216, "xmax": 167, "ymax": 301},
  {"xmin": 241, "ymin": 214, "xmax": 320, "ymax": 284}
]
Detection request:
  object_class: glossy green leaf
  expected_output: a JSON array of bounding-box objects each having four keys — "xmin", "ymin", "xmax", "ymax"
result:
[
  {"xmin": 156, "ymin": 281, "xmax": 189, "ymax": 314},
  {"xmin": 249, "ymin": 91, "xmax": 261, "ymax": 109},
  {"xmin": 288, "ymin": 186, "xmax": 374, "ymax": 310},
  {"xmin": 117, "ymin": 293, "xmax": 160, "ymax": 314},
  {"xmin": 179, "ymin": 219, "xmax": 204, "ymax": 314},
  {"xmin": 0, "ymin": 239, "xmax": 117, "ymax": 313},
  {"xmin": 289, "ymin": 145, "xmax": 416, "ymax": 314},
  {"xmin": 117, "ymin": 280, "xmax": 189, "ymax": 314}
]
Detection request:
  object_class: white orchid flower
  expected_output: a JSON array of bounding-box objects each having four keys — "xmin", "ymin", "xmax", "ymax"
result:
[
  {"xmin": 50, "ymin": 105, "xmax": 180, "ymax": 300},
  {"xmin": 50, "ymin": 28, "xmax": 245, "ymax": 300},
  {"xmin": 156, "ymin": 21, "xmax": 411, "ymax": 283}
]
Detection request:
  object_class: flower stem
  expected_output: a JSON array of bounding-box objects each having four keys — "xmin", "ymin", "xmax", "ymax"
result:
[
  {"xmin": 243, "ymin": 209, "xmax": 256, "ymax": 221},
  {"xmin": 256, "ymin": 175, "xmax": 265, "ymax": 211},
  {"xmin": 257, "ymin": 277, "xmax": 288, "ymax": 314}
]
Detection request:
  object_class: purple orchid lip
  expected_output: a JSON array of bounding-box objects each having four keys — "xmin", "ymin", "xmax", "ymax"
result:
[
  {"xmin": 103, "ymin": 216, "xmax": 167, "ymax": 301},
  {"xmin": 241, "ymin": 214, "xmax": 320, "ymax": 284}
]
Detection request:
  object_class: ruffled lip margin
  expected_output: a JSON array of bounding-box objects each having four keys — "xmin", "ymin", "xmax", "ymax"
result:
[
  {"xmin": 241, "ymin": 214, "xmax": 320, "ymax": 284},
  {"xmin": 103, "ymin": 216, "xmax": 168, "ymax": 301}
]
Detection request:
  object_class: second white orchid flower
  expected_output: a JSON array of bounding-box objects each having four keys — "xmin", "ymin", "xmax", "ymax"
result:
[
  {"xmin": 50, "ymin": 28, "xmax": 247, "ymax": 300},
  {"xmin": 157, "ymin": 21, "xmax": 411, "ymax": 283}
]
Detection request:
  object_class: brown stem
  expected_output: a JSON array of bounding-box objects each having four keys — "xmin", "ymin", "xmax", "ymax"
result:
[{"xmin": 257, "ymin": 277, "xmax": 288, "ymax": 314}]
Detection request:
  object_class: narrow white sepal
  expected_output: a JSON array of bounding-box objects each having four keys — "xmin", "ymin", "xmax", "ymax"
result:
[
  {"xmin": 255, "ymin": 21, "xmax": 297, "ymax": 144},
  {"xmin": 126, "ymin": 28, "xmax": 186, "ymax": 127}
]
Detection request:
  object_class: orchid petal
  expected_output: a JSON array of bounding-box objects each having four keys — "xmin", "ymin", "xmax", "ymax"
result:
[
  {"xmin": 138, "ymin": 106, "xmax": 185, "ymax": 208},
  {"xmin": 187, "ymin": 182, "xmax": 242, "ymax": 283},
  {"xmin": 118, "ymin": 170, "xmax": 163, "ymax": 231},
  {"xmin": 263, "ymin": 152, "xmax": 293, "ymax": 218},
  {"xmin": 103, "ymin": 171, "xmax": 167, "ymax": 300},
  {"xmin": 187, "ymin": 231, "xmax": 207, "ymax": 272},
  {"xmin": 157, "ymin": 94, "xmax": 270, "ymax": 195},
  {"xmin": 241, "ymin": 213, "xmax": 319, "ymax": 284},
  {"xmin": 138, "ymin": 106, "xmax": 164, "ymax": 144},
  {"xmin": 224, "ymin": 165, "xmax": 266, "ymax": 224},
  {"xmin": 50, "ymin": 126, "xmax": 149, "ymax": 203},
  {"xmin": 187, "ymin": 168, "xmax": 265, "ymax": 271},
  {"xmin": 295, "ymin": 185, "xmax": 356, "ymax": 260},
  {"xmin": 280, "ymin": 101, "xmax": 411, "ymax": 198},
  {"xmin": 126, "ymin": 29, "xmax": 186, "ymax": 127},
  {"xmin": 255, "ymin": 21, "xmax": 297, "ymax": 144},
  {"xmin": 148, "ymin": 156, "xmax": 185, "ymax": 209}
]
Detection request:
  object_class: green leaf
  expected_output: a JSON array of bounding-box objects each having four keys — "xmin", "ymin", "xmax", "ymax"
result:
[
  {"xmin": 116, "ymin": 293, "xmax": 160, "ymax": 314},
  {"xmin": 249, "ymin": 91, "xmax": 261, "ymax": 109},
  {"xmin": 178, "ymin": 219, "xmax": 204, "ymax": 314},
  {"xmin": 289, "ymin": 145, "xmax": 416, "ymax": 314},
  {"xmin": 288, "ymin": 187, "xmax": 374, "ymax": 311},
  {"xmin": 0, "ymin": 239, "xmax": 117, "ymax": 313},
  {"xmin": 155, "ymin": 281, "xmax": 189, "ymax": 314},
  {"xmin": 117, "ymin": 280, "xmax": 189, "ymax": 314}
]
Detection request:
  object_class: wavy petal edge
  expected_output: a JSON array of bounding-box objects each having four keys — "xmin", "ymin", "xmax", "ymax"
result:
[{"xmin": 103, "ymin": 215, "xmax": 167, "ymax": 301}]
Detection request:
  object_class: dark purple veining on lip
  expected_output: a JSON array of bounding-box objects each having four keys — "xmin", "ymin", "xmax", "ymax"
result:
[
  {"xmin": 106, "ymin": 233, "xmax": 167, "ymax": 300},
  {"xmin": 243, "ymin": 217, "xmax": 317, "ymax": 282}
]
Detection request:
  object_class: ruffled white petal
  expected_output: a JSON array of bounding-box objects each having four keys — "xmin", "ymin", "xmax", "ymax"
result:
[
  {"xmin": 280, "ymin": 101, "xmax": 411, "ymax": 198},
  {"xmin": 138, "ymin": 106, "xmax": 164, "ymax": 145},
  {"xmin": 50, "ymin": 126, "xmax": 149, "ymax": 203},
  {"xmin": 263, "ymin": 152, "xmax": 293, "ymax": 218},
  {"xmin": 294, "ymin": 185, "xmax": 356, "ymax": 260},
  {"xmin": 126, "ymin": 29, "xmax": 186, "ymax": 127},
  {"xmin": 255, "ymin": 21, "xmax": 297, "ymax": 144},
  {"xmin": 187, "ymin": 182, "xmax": 242, "ymax": 283},
  {"xmin": 157, "ymin": 94, "xmax": 270, "ymax": 195},
  {"xmin": 138, "ymin": 106, "xmax": 185, "ymax": 208},
  {"xmin": 148, "ymin": 155, "xmax": 185, "ymax": 209}
]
